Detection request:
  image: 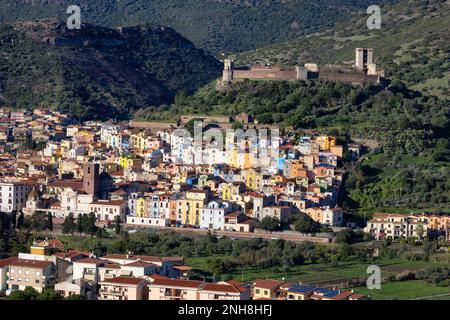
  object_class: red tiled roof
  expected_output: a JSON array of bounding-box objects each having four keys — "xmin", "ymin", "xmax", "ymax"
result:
[
  {"xmin": 0, "ymin": 257, "xmax": 18, "ymax": 268},
  {"xmin": 53, "ymin": 250, "xmax": 90, "ymax": 260},
  {"xmin": 124, "ymin": 261, "xmax": 158, "ymax": 268},
  {"xmin": 102, "ymin": 276, "xmax": 147, "ymax": 286},
  {"xmin": 202, "ymin": 283, "xmax": 243, "ymax": 293},
  {"xmin": 9, "ymin": 259, "xmax": 53, "ymax": 269},
  {"xmin": 75, "ymin": 257, "xmax": 107, "ymax": 265},
  {"xmin": 103, "ymin": 254, "xmax": 163, "ymax": 263},
  {"xmin": 151, "ymin": 278, "xmax": 203, "ymax": 288},
  {"xmin": 225, "ymin": 279, "xmax": 244, "ymax": 287},
  {"xmin": 253, "ymin": 279, "xmax": 285, "ymax": 290}
]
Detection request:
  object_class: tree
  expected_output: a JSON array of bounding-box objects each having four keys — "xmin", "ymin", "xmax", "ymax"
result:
[
  {"xmin": 36, "ymin": 288, "xmax": 63, "ymax": 300},
  {"xmin": 257, "ymin": 216, "xmax": 280, "ymax": 232},
  {"xmin": 17, "ymin": 211, "xmax": 25, "ymax": 229},
  {"xmin": 415, "ymin": 224, "xmax": 425, "ymax": 240},
  {"xmin": 335, "ymin": 229, "xmax": 356, "ymax": 244},
  {"xmin": 232, "ymin": 121, "xmax": 244, "ymax": 130},
  {"xmin": 65, "ymin": 294, "xmax": 87, "ymax": 300},
  {"xmin": 114, "ymin": 216, "xmax": 122, "ymax": 235},
  {"xmin": 294, "ymin": 213, "xmax": 321, "ymax": 234},
  {"xmin": 77, "ymin": 214, "xmax": 83, "ymax": 234},
  {"xmin": 11, "ymin": 210, "xmax": 17, "ymax": 229},
  {"xmin": 47, "ymin": 212, "xmax": 53, "ymax": 231},
  {"xmin": 7, "ymin": 287, "xmax": 38, "ymax": 300},
  {"xmin": 206, "ymin": 258, "xmax": 227, "ymax": 276},
  {"xmin": 30, "ymin": 211, "xmax": 48, "ymax": 231},
  {"xmin": 82, "ymin": 213, "xmax": 97, "ymax": 235},
  {"xmin": 96, "ymin": 226, "xmax": 108, "ymax": 238},
  {"xmin": 62, "ymin": 213, "xmax": 76, "ymax": 235}
]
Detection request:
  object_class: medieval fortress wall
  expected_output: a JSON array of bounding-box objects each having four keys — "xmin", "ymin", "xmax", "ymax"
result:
[{"xmin": 219, "ymin": 48, "xmax": 385, "ymax": 88}]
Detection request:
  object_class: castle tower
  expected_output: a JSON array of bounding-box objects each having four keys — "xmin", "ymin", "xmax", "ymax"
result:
[
  {"xmin": 83, "ymin": 163, "xmax": 100, "ymax": 197},
  {"xmin": 355, "ymin": 48, "xmax": 374, "ymax": 73},
  {"xmin": 222, "ymin": 58, "xmax": 234, "ymax": 82}
]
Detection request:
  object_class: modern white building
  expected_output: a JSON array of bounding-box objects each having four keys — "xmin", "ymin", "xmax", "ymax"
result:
[{"xmin": 0, "ymin": 182, "xmax": 34, "ymax": 213}]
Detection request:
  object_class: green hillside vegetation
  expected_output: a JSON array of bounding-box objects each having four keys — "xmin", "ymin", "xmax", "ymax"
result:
[
  {"xmin": 0, "ymin": 0, "xmax": 377, "ymax": 54},
  {"xmin": 237, "ymin": 0, "xmax": 450, "ymax": 98},
  {"xmin": 0, "ymin": 19, "xmax": 221, "ymax": 120}
]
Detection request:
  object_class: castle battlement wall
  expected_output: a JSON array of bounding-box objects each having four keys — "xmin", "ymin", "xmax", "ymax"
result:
[
  {"xmin": 232, "ymin": 69, "xmax": 298, "ymax": 81},
  {"xmin": 220, "ymin": 48, "xmax": 385, "ymax": 88}
]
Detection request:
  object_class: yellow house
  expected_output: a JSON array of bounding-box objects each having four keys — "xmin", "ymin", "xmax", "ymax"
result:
[
  {"xmin": 119, "ymin": 155, "xmax": 143, "ymax": 170},
  {"xmin": 252, "ymin": 280, "xmax": 285, "ymax": 300},
  {"xmin": 316, "ymin": 136, "xmax": 336, "ymax": 151},
  {"xmin": 136, "ymin": 198, "xmax": 147, "ymax": 218},
  {"xmin": 221, "ymin": 183, "xmax": 232, "ymax": 201},
  {"xmin": 221, "ymin": 183, "xmax": 245, "ymax": 201},
  {"xmin": 130, "ymin": 132, "xmax": 147, "ymax": 150},
  {"xmin": 243, "ymin": 168, "xmax": 262, "ymax": 190},
  {"xmin": 226, "ymin": 147, "xmax": 238, "ymax": 168},
  {"xmin": 177, "ymin": 190, "xmax": 208, "ymax": 226},
  {"xmin": 269, "ymin": 175, "xmax": 286, "ymax": 185}
]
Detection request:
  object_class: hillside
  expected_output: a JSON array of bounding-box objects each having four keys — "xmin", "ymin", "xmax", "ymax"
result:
[
  {"xmin": 0, "ymin": 0, "xmax": 378, "ymax": 54},
  {"xmin": 237, "ymin": 0, "xmax": 450, "ymax": 98},
  {"xmin": 0, "ymin": 19, "xmax": 221, "ymax": 120}
]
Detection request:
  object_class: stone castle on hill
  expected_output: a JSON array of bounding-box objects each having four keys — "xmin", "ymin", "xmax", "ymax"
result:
[{"xmin": 218, "ymin": 48, "xmax": 386, "ymax": 89}]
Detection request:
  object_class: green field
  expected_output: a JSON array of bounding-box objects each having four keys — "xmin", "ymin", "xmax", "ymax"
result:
[
  {"xmin": 354, "ymin": 280, "xmax": 450, "ymax": 300},
  {"xmin": 186, "ymin": 256, "xmax": 448, "ymax": 285}
]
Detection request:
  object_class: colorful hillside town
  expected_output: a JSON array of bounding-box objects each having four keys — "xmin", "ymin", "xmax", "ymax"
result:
[{"xmin": 0, "ymin": 107, "xmax": 448, "ymax": 300}]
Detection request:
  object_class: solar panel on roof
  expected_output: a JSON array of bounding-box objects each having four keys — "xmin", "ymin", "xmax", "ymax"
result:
[
  {"xmin": 288, "ymin": 284, "xmax": 317, "ymax": 294},
  {"xmin": 324, "ymin": 290, "xmax": 340, "ymax": 298},
  {"xmin": 314, "ymin": 288, "xmax": 331, "ymax": 295}
]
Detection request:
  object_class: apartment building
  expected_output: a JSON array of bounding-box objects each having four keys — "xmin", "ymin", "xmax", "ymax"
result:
[
  {"xmin": 7, "ymin": 259, "xmax": 56, "ymax": 293},
  {"xmin": 198, "ymin": 283, "xmax": 250, "ymax": 300},
  {"xmin": 88, "ymin": 200, "xmax": 127, "ymax": 222},
  {"xmin": 261, "ymin": 206, "xmax": 292, "ymax": 223},
  {"xmin": 148, "ymin": 278, "xmax": 203, "ymax": 300},
  {"xmin": 429, "ymin": 215, "xmax": 450, "ymax": 231},
  {"xmin": 0, "ymin": 182, "xmax": 34, "ymax": 213},
  {"xmin": 200, "ymin": 200, "xmax": 234, "ymax": 230},
  {"xmin": 364, "ymin": 213, "xmax": 429, "ymax": 240},
  {"xmin": 99, "ymin": 277, "xmax": 149, "ymax": 300},
  {"xmin": 0, "ymin": 257, "xmax": 17, "ymax": 292}
]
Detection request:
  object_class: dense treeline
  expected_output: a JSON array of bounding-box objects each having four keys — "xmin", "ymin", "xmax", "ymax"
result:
[{"xmin": 0, "ymin": 0, "xmax": 374, "ymax": 54}]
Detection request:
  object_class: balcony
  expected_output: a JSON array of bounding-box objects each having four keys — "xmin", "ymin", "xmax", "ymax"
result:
[
  {"xmin": 100, "ymin": 289, "xmax": 125, "ymax": 296},
  {"xmin": 160, "ymin": 295, "xmax": 185, "ymax": 300}
]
